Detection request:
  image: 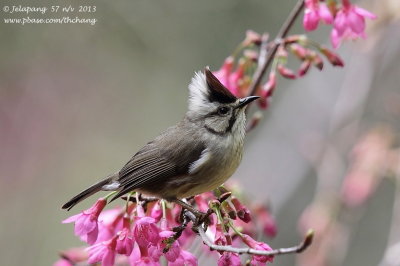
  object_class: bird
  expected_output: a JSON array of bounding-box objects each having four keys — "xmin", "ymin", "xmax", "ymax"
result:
[{"xmin": 62, "ymin": 68, "xmax": 259, "ymax": 215}]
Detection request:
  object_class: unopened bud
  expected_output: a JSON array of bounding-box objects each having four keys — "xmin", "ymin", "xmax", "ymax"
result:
[
  {"xmin": 289, "ymin": 44, "xmax": 308, "ymax": 60},
  {"xmin": 231, "ymin": 197, "xmax": 251, "ymax": 223},
  {"xmin": 277, "ymin": 64, "xmax": 297, "ymax": 79},
  {"xmin": 320, "ymin": 47, "xmax": 344, "ymax": 67},
  {"xmin": 243, "ymin": 30, "xmax": 262, "ymax": 46},
  {"xmin": 277, "ymin": 46, "xmax": 288, "ymax": 61},
  {"xmin": 209, "ymin": 199, "xmax": 221, "ymax": 209},
  {"xmin": 298, "ymin": 60, "xmax": 312, "ymax": 77},
  {"xmin": 222, "ymin": 201, "xmax": 237, "ymax": 220},
  {"xmin": 312, "ymin": 54, "xmax": 324, "ymax": 70},
  {"xmin": 243, "ymin": 49, "xmax": 259, "ymax": 62}
]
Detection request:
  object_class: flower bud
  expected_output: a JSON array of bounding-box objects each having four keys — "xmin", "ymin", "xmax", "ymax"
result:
[
  {"xmin": 312, "ymin": 54, "xmax": 324, "ymax": 70},
  {"xmin": 231, "ymin": 197, "xmax": 251, "ymax": 223},
  {"xmin": 243, "ymin": 30, "xmax": 262, "ymax": 46},
  {"xmin": 289, "ymin": 44, "xmax": 308, "ymax": 60},
  {"xmin": 320, "ymin": 47, "xmax": 344, "ymax": 67},
  {"xmin": 277, "ymin": 64, "xmax": 297, "ymax": 79},
  {"xmin": 298, "ymin": 60, "xmax": 312, "ymax": 77}
]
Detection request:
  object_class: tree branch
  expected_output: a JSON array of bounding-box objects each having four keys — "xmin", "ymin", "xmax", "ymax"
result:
[
  {"xmin": 249, "ymin": 0, "xmax": 305, "ymax": 96},
  {"xmin": 184, "ymin": 210, "xmax": 314, "ymax": 257}
]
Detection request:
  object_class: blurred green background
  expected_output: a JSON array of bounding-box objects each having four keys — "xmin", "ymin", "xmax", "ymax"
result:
[{"xmin": 1, "ymin": 0, "xmax": 399, "ymax": 265}]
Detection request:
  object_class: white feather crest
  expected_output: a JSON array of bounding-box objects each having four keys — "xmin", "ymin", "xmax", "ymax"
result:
[{"xmin": 187, "ymin": 71, "xmax": 216, "ymax": 114}]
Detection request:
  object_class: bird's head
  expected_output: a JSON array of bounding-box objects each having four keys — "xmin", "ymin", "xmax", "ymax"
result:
[{"xmin": 187, "ymin": 68, "xmax": 259, "ymax": 136}]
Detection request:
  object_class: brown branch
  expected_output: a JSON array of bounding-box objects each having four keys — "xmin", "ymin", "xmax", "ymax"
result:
[
  {"xmin": 249, "ymin": 0, "xmax": 305, "ymax": 96},
  {"xmin": 184, "ymin": 210, "xmax": 314, "ymax": 257},
  {"xmin": 199, "ymin": 226, "xmax": 314, "ymax": 256}
]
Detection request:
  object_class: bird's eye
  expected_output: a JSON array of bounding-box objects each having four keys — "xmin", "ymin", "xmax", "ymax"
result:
[{"xmin": 217, "ymin": 106, "xmax": 230, "ymax": 115}]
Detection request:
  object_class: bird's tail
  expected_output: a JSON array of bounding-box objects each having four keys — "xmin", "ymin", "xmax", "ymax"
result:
[{"xmin": 62, "ymin": 175, "xmax": 116, "ymax": 211}]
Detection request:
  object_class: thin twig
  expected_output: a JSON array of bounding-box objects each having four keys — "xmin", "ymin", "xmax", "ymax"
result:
[
  {"xmin": 185, "ymin": 210, "xmax": 314, "ymax": 256},
  {"xmin": 249, "ymin": 0, "xmax": 305, "ymax": 96},
  {"xmin": 198, "ymin": 226, "xmax": 314, "ymax": 256}
]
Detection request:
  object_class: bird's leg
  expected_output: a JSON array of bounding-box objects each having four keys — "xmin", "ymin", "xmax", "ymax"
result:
[
  {"xmin": 170, "ymin": 198, "xmax": 212, "ymax": 228},
  {"xmin": 171, "ymin": 198, "xmax": 204, "ymax": 217}
]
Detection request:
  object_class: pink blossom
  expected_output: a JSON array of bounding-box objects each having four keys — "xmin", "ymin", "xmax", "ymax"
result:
[
  {"xmin": 303, "ymin": 0, "xmax": 333, "ymax": 31},
  {"xmin": 116, "ymin": 216, "xmax": 134, "ymax": 255},
  {"xmin": 131, "ymin": 244, "xmax": 161, "ymax": 266},
  {"xmin": 148, "ymin": 230, "xmax": 181, "ymax": 262},
  {"xmin": 214, "ymin": 223, "xmax": 227, "ymax": 247},
  {"xmin": 62, "ymin": 198, "xmax": 107, "ymax": 244},
  {"xmin": 213, "ymin": 57, "xmax": 234, "ymax": 93},
  {"xmin": 242, "ymin": 234, "xmax": 274, "ymax": 264},
  {"xmin": 57, "ymin": 247, "xmax": 88, "ymax": 264},
  {"xmin": 194, "ymin": 193, "xmax": 213, "ymax": 213},
  {"xmin": 134, "ymin": 216, "xmax": 160, "ymax": 247},
  {"xmin": 218, "ymin": 252, "xmax": 242, "ymax": 266},
  {"xmin": 87, "ymin": 236, "xmax": 117, "ymax": 266},
  {"xmin": 255, "ymin": 205, "xmax": 277, "ymax": 238},
  {"xmin": 331, "ymin": 0, "xmax": 376, "ymax": 48},
  {"xmin": 169, "ymin": 250, "xmax": 198, "ymax": 266},
  {"xmin": 213, "ymin": 57, "xmax": 249, "ymax": 97},
  {"xmin": 97, "ymin": 208, "xmax": 123, "ymax": 243},
  {"xmin": 150, "ymin": 202, "xmax": 162, "ymax": 222},
  {"xmin": 53, "ymin": 259, "xmax": 72, "ymax": 266}
]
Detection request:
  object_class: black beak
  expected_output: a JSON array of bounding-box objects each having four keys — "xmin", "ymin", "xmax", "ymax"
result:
[{"xmin": 237, "ymin": 96, "xmax": 260, "ymax": 108}]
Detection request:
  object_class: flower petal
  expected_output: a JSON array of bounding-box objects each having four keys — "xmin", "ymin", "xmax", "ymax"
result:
[
  {"xmin": 318, "ymin": 3, "xmax": 333, "ymax": 24},
  {"xmin": 347, "ymin": 9, "xmax": 365, "ymax": 34},
  {"xmin": 354, "ymin": 6, "xmax": 377, "ymax": 19}
]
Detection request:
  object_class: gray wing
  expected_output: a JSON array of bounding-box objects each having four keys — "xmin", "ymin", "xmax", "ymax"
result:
[{"xmin": 110, "ymin": 124, "xmax": 205, "ymax": 201}]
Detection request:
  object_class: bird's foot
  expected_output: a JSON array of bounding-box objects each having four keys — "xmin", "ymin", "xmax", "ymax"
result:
[{"xmin": 171, "ymin": 198, "xmax": 213, "ymax": 229}]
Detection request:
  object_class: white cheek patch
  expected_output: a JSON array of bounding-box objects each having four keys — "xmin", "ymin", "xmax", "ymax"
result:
[{"xmin": 188, "ymin": 148, "xmax": 211, "ymax": 175}]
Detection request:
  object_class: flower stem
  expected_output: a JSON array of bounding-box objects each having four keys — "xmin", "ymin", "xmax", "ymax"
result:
[{"xmin": 249, "ymin": 0, "xmax": 305, "ymax": 96}]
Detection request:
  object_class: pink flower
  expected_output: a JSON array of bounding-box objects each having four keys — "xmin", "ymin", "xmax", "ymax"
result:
[
  {"xmin": 331, "ymin": 0, "xmax": 376, "ymax": 48},
  {"xmin": 57, "ymin": 247, "xmax": 88, "ymax": 264},
  {"xmin": 213, "ymin": 57, "xmax": 234, "ymax": 93},
  {"xmin": 62, "ymin": 198, "xmax": 107, "ymax": 244},
  {"xmin": 242, "ymin": 234, "xmax": 274, "ymax": 264},
  {"xmin": 303, "ymin": 0, "xmax": 333, "ymax": 31},
  {"xmin": 213, "ymin": 57, "xmax": 250, "ymax": 97},
  {"xmin": 150, "ymin": 202, "xmax": 162, "ymax": 222},
  {"xmin": 116, "ymin": 216, "xmax": 134, "ymax": 255},
  {"xmin": 169, "ymin": 250, "xmax": 198, "ymax": 266},
  {"xmin": 87, "ymin": 236, "xmax": 117, "ymax": 266},
  {"xmin": 97, "ymin": 208, "xmax": 123, "ymax": 243},
  {"xmin": 53, "ymin": 259, "xmax": 72, "ymax": 266},
  {"xmin": 148, "ymin": 230, "xmax": 181, "ymax": 263},
  {"xmin": 134, "ymin": 216, "xmax": 160, "ymax": 247},
  {"xmin": 254, "ymin": 205, "xmax": 277, "ymax": 238},
  {"xmin": 218, "ymin": 252, "xmax": 241, "ymax": 266},
  {"xmin": 130, "ymin": 242, "xmax": 160, "ymax": 266},
  {"xmin": 214, "ymin": 223, "xmax": 227, "ymax": 247}
]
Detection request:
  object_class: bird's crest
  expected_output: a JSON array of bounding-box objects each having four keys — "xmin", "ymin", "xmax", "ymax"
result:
[{"xmin": 188, "ymin": 68, "xmax": 236, "ymax": 114}]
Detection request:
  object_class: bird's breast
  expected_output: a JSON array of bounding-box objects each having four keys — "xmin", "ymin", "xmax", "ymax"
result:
[{"xmin": 176, "ymin": 135, "xmax": 244, "ymax": 198}]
